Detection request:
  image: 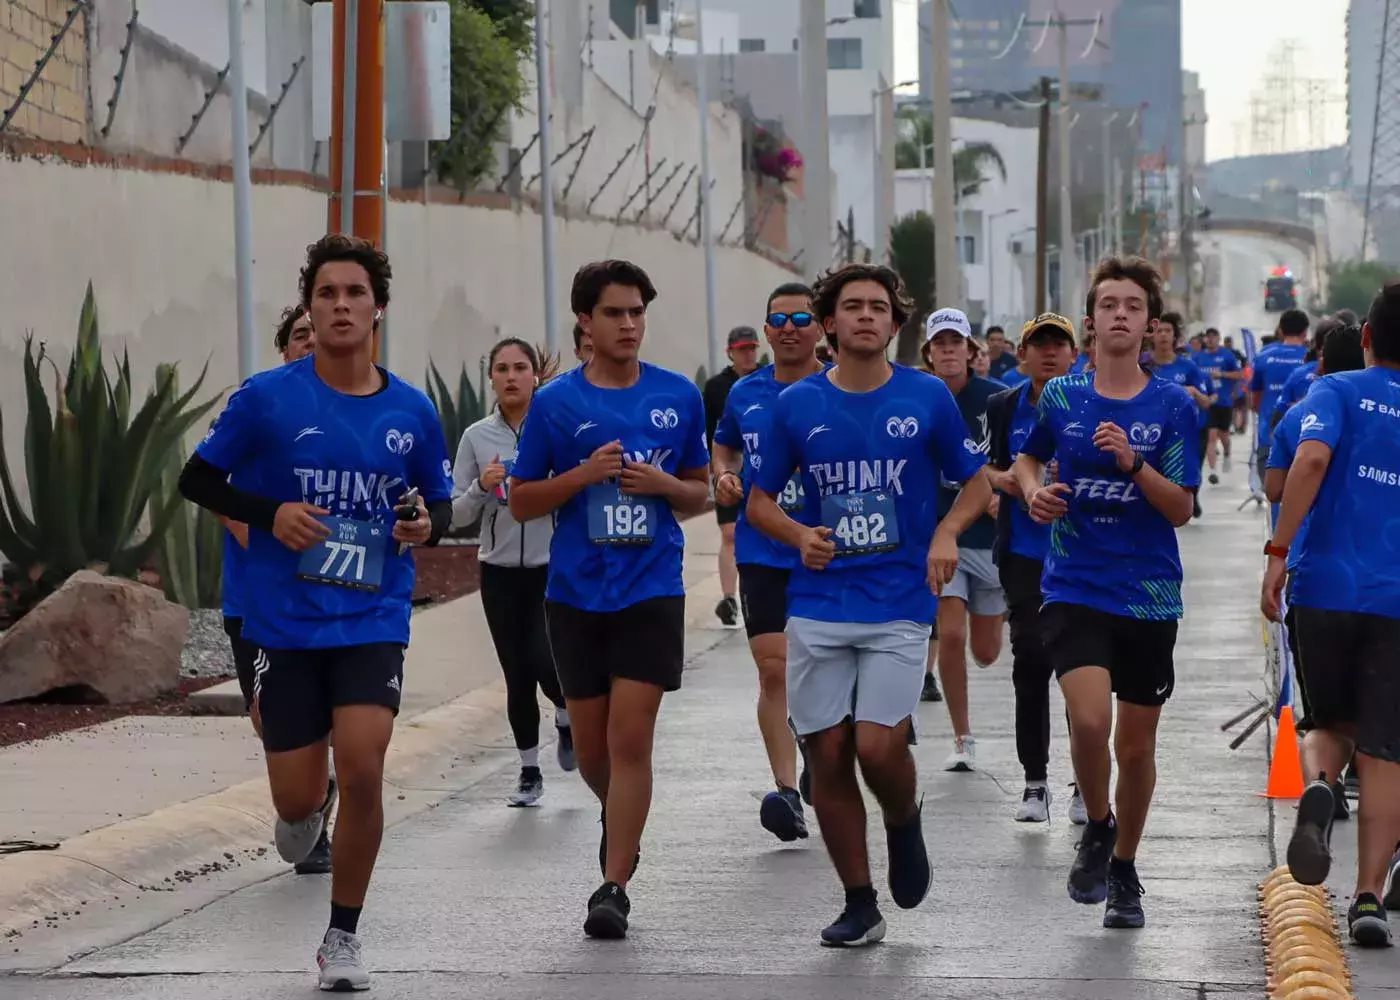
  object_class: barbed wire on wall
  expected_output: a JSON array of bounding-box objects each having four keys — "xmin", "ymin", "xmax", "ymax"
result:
[
  {"xmin": 658, "ymin": 165, "xmax": 697, "ymax": 227},
  {"xmin": 176, "ymin": 60, "xmax": 231, "ymax": 153},
  {"xmin": 526, "ymin": 125, "xmax": 595, "ymax": 189},
  {"xmin": 495, "ymin": 119, "xmax": 547, "ymax": 193},
  {"xmin": 677, "ymin": 177, "xmax": 716, "ymax": 243},
  {"xmin": 739, "ymin": 188, "xmax": 779, "ymax": 247},
  {"xmin": 0, "ymin": 0, "xmax": 88, "ymax": 135},
  {"xmin": 585, "ymin": 137, "xmax": 640, "ymax": 213},
  {"xmin": 614, "ymin": 157, "xmax": 668, "ymax": 223},
  {"xmin": 717, "ymin": 193, "xmax": 744, "ymax": 244},
  {"xmin": 100, "ymin": 0, "xmax": 139, "ymax": 140},
  {"xmin": 558, "ymin": 127, "xmax": 596, "ymax": 207},
  {"xmin": 249, "ymin": 54, "xmax": 306, "ymax": 156},
  {"xmin": 633, "ymin": 160, "xmax": 686, "ymax": 223}
]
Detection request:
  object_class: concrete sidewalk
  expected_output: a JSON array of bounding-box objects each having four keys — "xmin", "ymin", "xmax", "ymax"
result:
[
  {"xmin": 0, "ymin": 517, "xmax": 733, "ymax": 963},
  {"xmin": 3, "ymin": 457, "xmax": 1361, "ymax": 997}
]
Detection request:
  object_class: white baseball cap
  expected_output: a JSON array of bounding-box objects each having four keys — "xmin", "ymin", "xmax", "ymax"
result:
[{"xmin": 924, "ymin": 308, "xmax": 972, "ymax": 344}]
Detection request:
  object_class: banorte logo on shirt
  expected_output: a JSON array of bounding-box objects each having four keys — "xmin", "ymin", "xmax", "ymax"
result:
[
  {"xmin": 650, "ymin": 408, "xmax": 680, "ymax": 429},
  {"xmin": 885, "ymin": 416, "xmax": 919, "ymax": 438}
]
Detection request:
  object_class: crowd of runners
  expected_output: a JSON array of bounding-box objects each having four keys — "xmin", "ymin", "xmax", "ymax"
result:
[{"xmin": 179, "ymin": 233, "xmax": 1400, "ymax": 991}]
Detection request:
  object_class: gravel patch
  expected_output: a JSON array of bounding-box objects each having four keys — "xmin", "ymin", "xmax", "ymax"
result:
[{"xmin": 181, "ymin": 608, "xmax": 234, "ymax": 679}]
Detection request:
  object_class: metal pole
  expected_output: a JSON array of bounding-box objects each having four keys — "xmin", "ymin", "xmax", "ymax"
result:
[
  {"xmin": 695, "ymin": 0, "xmax": 719, "ymax": 375},
  {"xmin": 535, "ymin": 0, "xmax": 559, "ymax": 355},
  {"xmin": 380, "ymin": 126, "xmax": 390, "ymax": 369},
  {"xmin": 799, "ymin": 0, "xmax": 832, "ymax": 280},
  {"xmin": 1057, "ymin": 15, "xmax": 1074, "ymax": 319},
  {"xmin": 338, "ymin": 0, "xmax": 360, "ymax": 234},
  {"xmin": 987, "ymin": 213, "xmax": 995, "ymax": 328},
  {"xmin": 1101, "ymin": 112, "xmax": 1116, "ymax": 265},
  {"xmin": 1035, "ymin": 77, "xmax": 1051, "ymax": 315},
  {"xmin": 930, "ymin": 0, "xmax": 958, "ymax": 308},
  {"xmin": 871, "ymin": 87, "xmax": 883, "ymax": 264},
  {"xmin": 228, "ymin": 0, "xmax": 256, "ymax": 381},
  {"xmin": 1113, "ymin": 161, "xmax": 1124, "ymax": 255}
]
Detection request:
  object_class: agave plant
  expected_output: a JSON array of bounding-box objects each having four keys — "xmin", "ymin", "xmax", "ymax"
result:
[
  {"xmin": 0, "ymin": 282, "xmax": 225, "ymax": 600},
  {"xmin": 425, "ymin": 358, "xmax": 485, "ymax": 457},
  {"xmin": 150, "ymin": 363, "xmax": 225, "ymax": 610}
]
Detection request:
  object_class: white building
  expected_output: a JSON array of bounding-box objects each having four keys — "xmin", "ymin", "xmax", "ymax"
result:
[
  {"xmin": 894, "ymin": 117, "xmax": 1040, "ymax": 334},
  {"xmin": 642, "ymin": 0, "xmax": 895, "ymax": 255}
]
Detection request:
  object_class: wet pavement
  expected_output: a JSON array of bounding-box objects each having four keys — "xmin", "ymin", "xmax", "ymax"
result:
[{"xmin": 5, "ymin": 460, "xmax": 1393, "ymax": 998}]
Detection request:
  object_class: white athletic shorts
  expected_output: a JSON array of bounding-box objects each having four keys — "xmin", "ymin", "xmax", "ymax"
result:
[
  {"xmin": 786, "ymin": 617, "xmax": 931, "ymax": 739},
  {"xmin": 941, "ymin": 546, "xmax": 1007, "ymax": 617}
]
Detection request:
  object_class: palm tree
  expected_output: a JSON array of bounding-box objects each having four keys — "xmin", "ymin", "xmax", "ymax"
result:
[{"xmin": 894, "ymin": 110, "xmax": 1008, "ymax": 198}]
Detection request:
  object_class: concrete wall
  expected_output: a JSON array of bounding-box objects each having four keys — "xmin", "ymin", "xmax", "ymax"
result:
[
  {"xmin": 0, "ymin": 0, "xmax": 88, "ymax": 143},
  {"xmin": 0, "ymin": 148, "xmax": 798, "ymax": 503}
]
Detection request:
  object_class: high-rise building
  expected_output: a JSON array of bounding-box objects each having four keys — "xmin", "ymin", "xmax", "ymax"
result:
[
  {"xmin": 918, "ymin": 0, "xmax": 1182, "ymax": 165},
  {"xmin": 1347, "ymin": 0, "xmax": 1388, "ymax": 190}
]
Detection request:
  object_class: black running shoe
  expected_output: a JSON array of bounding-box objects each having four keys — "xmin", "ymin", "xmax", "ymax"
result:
[
  {"xmin": 920, "ymin": 672, "xmax": 943, "ymax": 703},
  {"xmin": 820, "ymin": 901, "xmax": 886, "ymax": 947},
  {"xmin": 1286, "ymin": 779, "xmax": 1335, "ymax": 886},
  {"xmin": 1332, "ymin": 779, "xmax": 1350, "ymax": 822},
  {"xmin": 1103, "ymin": 861, "xmax": 1146, "ymax": 929},
  {"xmin": 1068, "ymin": 816, "xmax": 1117, "ymax": 904},
  {"xmin": 759, "ymin": 786, "xmax": 808, "ymax": 842},
  {"xmin": 1348, "ymin": 892, "xmax": 1392, "ymax": 948},
  {"xmin": 885, "ymin": 803, "xmax": 931, "ymax": 910},
  {"xmin": 598, "ymin": 810, "xmax": 640, "ymax": 880},
  {"xmin": 715, "ymin": 595, "xmax": 739, "ymax": 628},
  {"xmin": 584, "ymin": 881, "xmax": 630, "ymax": 939},
  {"xmin": 1192, "ymin": 497, "xmax": 1203, "ymax": 519},
  {"xmin": 294, "ymin": 828, "xmax": 333, "ymax": 875}
]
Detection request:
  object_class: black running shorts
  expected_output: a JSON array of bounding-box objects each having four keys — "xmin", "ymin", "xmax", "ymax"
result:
[
  {"xmin": 1207, "ymin": 405, "xmax": 1233, "ymax": 432},
  {"xmin": 1041, "ymin": 601, "xmax": 1179, "ymax": 707},
  {"xmin": 1291, "ymin": 605, "xmax": 1400, "ymax": 764},
  {"xmin": 715, "ymin": 501, "xmax": 740, "ymax": 526},
  {"xmin": 255, "ymin": 643, "xmax": 405, "ymax": 753},
  {"xmin": 545, "ymin": 596, "xmax": 686, "ymax": 700},
  {"xmin": 738, "ymin": 563, "xmax": 791, "ymax": 639},
  {"xmin": 223, "ymin": 616, "xmax": 259, "ymax": 712}
]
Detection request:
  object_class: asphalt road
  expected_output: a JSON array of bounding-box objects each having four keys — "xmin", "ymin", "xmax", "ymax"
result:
[{"xmin": 1200, "ymin": 231, "xmax": 1315, "ymax": 340}]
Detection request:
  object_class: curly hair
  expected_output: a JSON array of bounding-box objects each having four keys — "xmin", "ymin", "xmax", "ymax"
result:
[
  {"xmin": 273, "ymin": 304, "xmax": 307, "ymax": 352},
  {"xmin": 1085, "ymin": 255, "xmax": 1165, "ymax": 321},
  {"xmin": 299, "ymin": 233, "xmax": 392, "ymax": 310},
  {"xmin": 810, "ymin": 264, "xmax": 914, "ymax": 342}
]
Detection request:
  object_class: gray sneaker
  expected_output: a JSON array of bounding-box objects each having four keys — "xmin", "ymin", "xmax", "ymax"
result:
[
  {"xmin": 276, "ymin": 775, "xmax": 338, "ymax": 865},
  {"xmin": 316, "ymin": 928, "xmax": 370, "ymax": 991}
]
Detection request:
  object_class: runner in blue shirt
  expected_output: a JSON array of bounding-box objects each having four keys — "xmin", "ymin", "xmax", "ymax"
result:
[
  {"xmin": 922, "ymin": 308, "xmax": 1007, "ymax": 773},
  {"xmin": 986, "ymin": 325, "xmax": 1020, "ymax": 381},
  {"xmin": 1012, "ymin": 255, "xmax": 1201, "ymax": 932},
  {"xmin": 1250, "ymin": 308, "xmax": 1310, "ymax": 484},
  {"xmin": 1262, "ymin": 285, "xmax": 1400, "ymax": 948},
  {"xmin": 180, "ymin": 235, "xmax": 455, "ymax": 991},
  {"xmin": 1195, "ymin": 327, "xmax": 1244, "ymax": 480},
  {"xmin": 747, "ymin": 263, "xmax": 990, "ymax": 947},
  {"xmin": 985, "ymin": 312, "xmax": 1080, "ymax": 824},
  {"xmin": 711, "ymin": 281, "xmax": 825, "ymax": 843},
  {"xmin": 508, "ymin": 260, "xmax": 710, "ymax": 941},
  {"xmin": 1146, "ymin": 311, "xmax": 1214, "ymax": 515}
]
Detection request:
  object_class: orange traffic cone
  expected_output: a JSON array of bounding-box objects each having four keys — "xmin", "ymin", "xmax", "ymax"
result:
[{"xmin": 1261, "ymin": 706, "xmax": 1305, "ymax": 799}]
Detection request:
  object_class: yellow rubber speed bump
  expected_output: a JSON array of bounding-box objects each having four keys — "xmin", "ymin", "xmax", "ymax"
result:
[{"xmin": 1259, "ymin": 866, "xmax": 1353, "ymax": 999}]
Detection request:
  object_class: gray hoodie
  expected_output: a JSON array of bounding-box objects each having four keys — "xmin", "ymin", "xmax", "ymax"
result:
[{"xmin": 450, "ymin": 409, "xmax": 553, "ymax": 568}]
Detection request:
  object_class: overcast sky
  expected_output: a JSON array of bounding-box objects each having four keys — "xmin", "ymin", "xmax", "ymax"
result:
[{"xmin": 892, "ymin": 0, "xmax": 1349, "ymax": 161}]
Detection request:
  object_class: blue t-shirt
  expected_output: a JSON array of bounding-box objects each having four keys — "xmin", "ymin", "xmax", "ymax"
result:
[
  {"xmin": 713, "ymin": 365, "xmax": 827, "ymax": 570},
  {"xmin": 1150, "ymin": 356, "xmax": 1214, "ymax": 430},
  {"xmin": 753, "ymin": 365, "xmax": 986, "ymax": 626},
  {"xmin": 1196, "ymin": 346, "xmax": 1242, "ymax": 406},
  {"xmin": 1251, "ymin": 342, "xmax": 1309, "ymax": 444},
  {"xmin": 1070, "ymin": 353, "xmax": 1092, "ymax": 374},
  {"xmin": 510, "ymin": 363, "xmax": 709, "ymax": 613},
  {"xmin": 1277, "ymin": 360, "xmax": 1318, "ymax": 414},
  {"xmin": 195, "ymin": 358, "xmax": 454, "ymax": 650},
  {"xmin": 1267, "ymin": 405, "xmax": 1308, "ymax": 571},
  {"xmin": 1005, "ymin": 382, "xmax": 1051, "ymax": 562},
  {"xmin": 1022, "ymin": 373, "xmax": 1202, "ymax": 620},
  {"xmin": 1290, "ymin": 367, "xmax": 1400, "ymax": 619},
  {"xmin": 989, "ymin": 352, "xmax": 1019, "ymax": 381},
  {"xmin": 1000, "ymin": 368, "xmax": 1030, "ymax": 389},
  {"xmin": 937, "ymin": 375, "xmax": 1002, "ymax": 550}
]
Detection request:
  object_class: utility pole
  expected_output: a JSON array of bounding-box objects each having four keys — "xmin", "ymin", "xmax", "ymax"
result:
[
  {"xmin": 930, "ymin": 0, "xmax": 958, "ymax": 308},
  {"xmin": 535, "ymin": 0, "xmax": 559, "ymax": 356},
  {"xmin": 799, "ymin": 0, "xmax": 832, "ymax": 280},
  {"xmin": 1100, "ymin": 112, "xmax": 1117, "ymax": 271},
  {"xmin": 328, "ymin": 0, "xmax": 386, "ymax": 356},
  {"xmin": 695, "ymin": 0, "xmax": 720, "ymax": 376},
  {"xmin": 227, "ymin": 0, "xmax": 256, "ymax": 381},
  {"xmin": 1035, "ymin": 77, "xmax": 1051, "ymax": 315},
  {"xmin": 1181, "ymin": 112, "xmax": 1206, "ymax": 322}
]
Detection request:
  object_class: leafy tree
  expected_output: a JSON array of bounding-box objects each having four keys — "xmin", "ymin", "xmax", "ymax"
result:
[
  {"xmin": 889, "ymin": 211, "xmax": 935, "ymax": 365},
  {"xmin": 894, "ymin": 111, "xmax": 1008, "ymax": 197},
  {"xmin": 1326, "ymin": 258, "xmax": 1394, "ymax": 316},
  {"xmin": 432, "ymin": 1, "xmax": 532, "ymax": 190}
]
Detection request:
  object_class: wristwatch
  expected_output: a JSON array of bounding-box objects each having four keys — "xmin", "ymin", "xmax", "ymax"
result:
[
  {"xmin": 1264, "ymin": 540, "xmax": 1289, "ymax": 559},
  {"xmin": 1129, "ymin": 453, "xmax": 1145, "ymax": 476}
]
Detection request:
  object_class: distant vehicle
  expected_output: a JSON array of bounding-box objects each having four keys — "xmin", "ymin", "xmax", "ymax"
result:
[{"xmin": 1264, "ymin": 267, "xmax": 1298, "ymax": 312}]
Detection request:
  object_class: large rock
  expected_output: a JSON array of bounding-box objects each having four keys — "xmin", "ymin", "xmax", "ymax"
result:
[{"xmin": 0, "ymin": 570, "xmax": 189, "ymax": 704}]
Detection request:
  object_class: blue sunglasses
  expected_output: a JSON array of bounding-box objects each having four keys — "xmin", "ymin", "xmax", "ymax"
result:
[{"xmin": 767, "ymin": 311, "xmax": 815, "ymax": 329}]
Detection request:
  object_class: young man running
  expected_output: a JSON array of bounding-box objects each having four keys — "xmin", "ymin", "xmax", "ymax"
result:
[
  {"xmin": 986, "ymin": 312, "xmax": 1081, "ymax": 822},
  {"xmin": 747, "ymin": 263, "xmax": 991, "ymax": 947},
  {"xmin": 985, "ymin": 325, "xmax": 1018, "ymax": 381},
  {"xmin": 181, "ymin": 235, "xmax": 454, "ymax": 990},
  {"xmin": 1146, "ymin": 312, "xmax": 1214, "ymax": 517},
  {"xmin": 703, "ymin": 327, "xmax": 762, "ymax": 627},
  {"xmin": 1251, "ymin": 308, "xmax": 1310, "ymax": 484},
  {"xmin": 922, "ymin": 308, "xmax": 1006, "ymax": 771},
  {"xmin": 1013, "ymin": 255, "xmax": 1200, "ymax": 931},
  {"xmin": 509, "ymin": 260, "xmax": 710, "ymax": 941},
  {"xmin": 1262, "ymin": 284, "xmax": 1400, "ymax": 947},
  {"xmin": 711, "ymin": 282, "xmax": 824, "ymax": 840},
  {"xmin": 1195, "ymin": 327, "xmax": 1243, "ymax": 479}
]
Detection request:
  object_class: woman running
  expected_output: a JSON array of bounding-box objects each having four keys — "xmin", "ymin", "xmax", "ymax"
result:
[{"xmin": 452, "ymin": 338, "xmax": 576, "ymax": 806}]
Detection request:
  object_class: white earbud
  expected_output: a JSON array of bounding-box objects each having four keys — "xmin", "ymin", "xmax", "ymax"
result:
[{"xmin": 374, "ymin": 309, "xmax": 383, "ymax": 322}]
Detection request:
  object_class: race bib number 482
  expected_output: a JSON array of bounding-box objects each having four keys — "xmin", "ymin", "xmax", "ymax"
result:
[
  {"xmin": 821, "ymin": 491, "xmax": 900, "ymax": 556},
  {"xmin": 296, "ymin": 516, "xmax": 387, "ymax": 591}
]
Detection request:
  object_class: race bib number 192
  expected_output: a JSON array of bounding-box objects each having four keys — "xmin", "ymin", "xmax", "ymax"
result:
[
  {"xmin": 296, "ymin": 516, "xmax": 387, "ymax": 591},
  {"xmin": 821, "ymin": 491, "xmax": 900, "ymax": 556},
  {"xmin": 586, "ymin": 485, "xmax": 658, "ymax": 545}
]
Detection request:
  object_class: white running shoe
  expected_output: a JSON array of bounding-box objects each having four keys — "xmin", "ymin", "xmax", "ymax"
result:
[
  {"xmin": 276, "ymin": 775, "xmax": 338, "ymax": 865},
  {"xmin": 1015, "ymin": 784, "xmax": 1051, "ymax": 822},
  {"xmin": 1222, "ymin": 455, "xmax": 1233, "ymax": 473},
  {"xmin": 317, "ymin": 928, "xmax": 370, "ymax": 991},
  {"xmin": 1068, "ymin": 783, "xmax": 1088, "ymax": 825},
  {"xmin": 942, "ymin": 735, "xmax": 976, "ymax": 772}
]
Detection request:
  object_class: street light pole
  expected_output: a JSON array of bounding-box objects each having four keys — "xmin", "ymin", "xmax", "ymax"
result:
[
  {"xmin": 695, "ymin": 0, "xmax": 720, "ymax": 375},
  {"xmin": 1101, "ymin": 112, "xmax": 1118, "ymax": 269},
  {"xmin": 227, "ymin": 0, "xmax": 256, "ymax": 381},
  {"xmin": 1057, "ymin": 14, "xmax": 1075, "ymax": 318},
  {"xmin": 930, "ymin": 0, "xmax": 958, "ymax": 308},
  {"xmin": 871, "ymin": 78, "xmax": 917, "ymax": 266},
  {"xmin": 535, "ymin": 0, "xmax": 559, "ymax": 356},
  {"xmin": 987, "ymin": 208, "xmax": 1016, "ymax": 329}
]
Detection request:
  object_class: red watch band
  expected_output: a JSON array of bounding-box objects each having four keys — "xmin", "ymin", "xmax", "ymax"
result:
[{"xmin": 1264, "ymin": 541, "xmax": 1289, "ymax": 559}]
